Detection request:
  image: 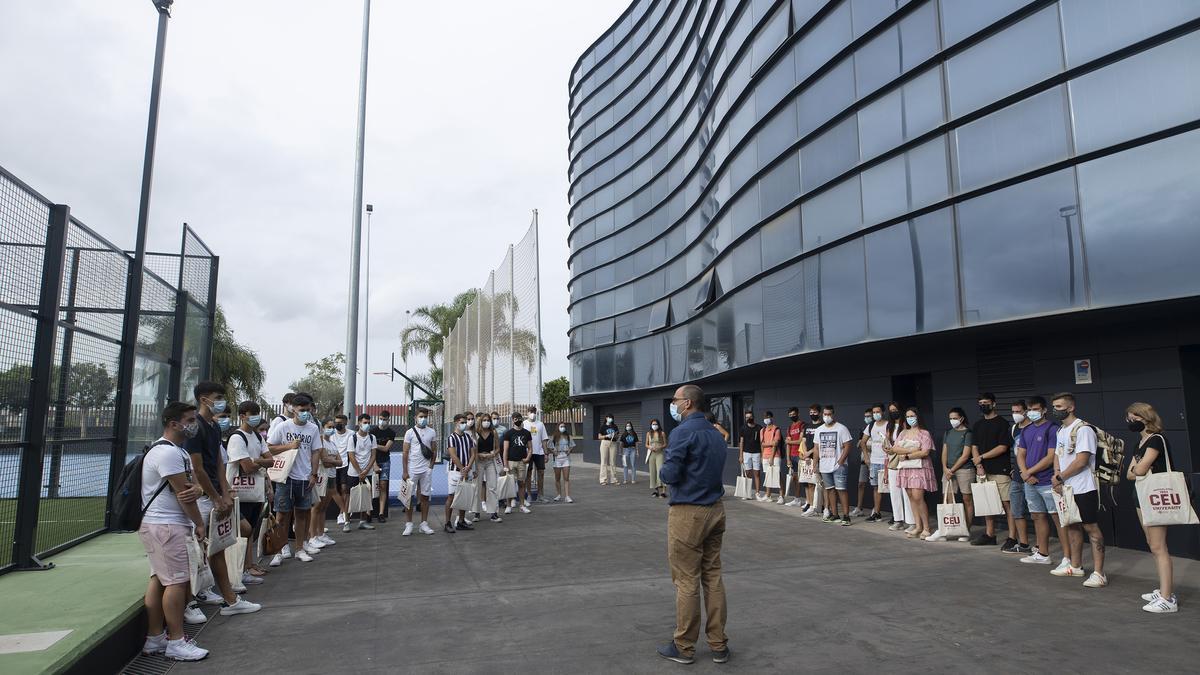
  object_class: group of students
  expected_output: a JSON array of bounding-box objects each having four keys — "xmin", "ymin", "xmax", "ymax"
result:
[
  {"xmin": 595, "ymin": 416, "xmax": 671, "ymax": 497},
  {"xmin": 134, "ymin": 384, "xmax": 585, "ymax": 661},
  {"xmin": 728, "ymin": 392, "xmax": 1186, "ymax": 614}
]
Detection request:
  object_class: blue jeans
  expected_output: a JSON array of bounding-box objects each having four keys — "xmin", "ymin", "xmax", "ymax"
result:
[
  {"xmin": 273, "ymin": 478, "xmax": 312, "ymax": 513},
  {"xmin": 821, "ymin": 466, "xmax": 848, "ymax": 491},
  {"xmin": 1023, "ymin": 482, "xmax": 1058, "ymax": 514},
  {"xmin": 1009, "ymin": 473, "xmax": 1029, "ymax": 519},
  {"xmin": 622, "ymin": 447, "xmax": 637, "ymax": 482}
]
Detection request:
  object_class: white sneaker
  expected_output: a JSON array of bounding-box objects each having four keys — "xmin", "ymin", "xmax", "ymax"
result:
[
  {"xmin": 849, "ymin": 507, "xmax": 863, "ymax": 517},
  {"xmin": 785, "ymin": 498, "xmax": 801, "ymax": 506},
  {"xmin": 342, "ymin": 523, "xmax": 351, "ymax": 533},
  {"xmin": 142, "ymin": 632, "xmax": 168, "ymax": 655},
  {"xmin": 519, "ymin": 506, "xmax": 532, "ymax": 514},
  {"xmin": 318, "ymin": 534, "xmax": 336, "ymax": 546},
  {"xmin": 231, "ymin": 582, "xmax": 247, "ymax": 594},
  {"xmin": 504, "ymin": 506, "xmax": 513, "ymax": 514},
  {"xmin": 1082, "ymin": 572, "xmax": 1108, "ymax": 588},
  {"xmin": 1142, "ymin": 589, "xmax": 1163, "ymax": 602},
  {"xmin": 307, "ymin": 537, "xmax": 326, "ymax": 549},
  {"xmin": 1143, "ymin": 594, "xmax": 1179, "ymax": 613},
  {"xmin": 241, "ymin": 572, "xmax": 264, "ymax": 586},
  {"xmin": 166, "ymin": 638, "xmax": 209, "ymax": 661},
  {"xmin": 755, "ymin": 493, "xmax": 767, "ymax": 502},
  {"xmin": 183, "ymin": 603, "xmax": 207, "ymax": 625},
  {"xmin": 565, "ymin": 496, "xmax": 574, "ymax": 503},
  {"xmin": 419, "ymin": 522, "xmax": 435, "ymax": 535},
  {"xmin": 1051, "ymin": 564, "xmax": 1085, "ymax": 577},
  {"xmin": 303, "ymin": 542, "xmax": 321, "ymax": 555},
  {"xmin": 1020, "ymin": 550, "xmax": 1052, "ymax": 564},
  {"xmin": 296, "ymin": 549, "xmax": 313, "ymax": 562},
  {"xmin": 925, "ymin": 530, "xmax": 946, "ymax": 542},
  {"xmin": 776, "ymin": 497, "xmax": 786, "ymax": 505},
  {"xmin": 1050, "ymin": 559, "xmax": 1073, "ymax": 575},
  {"xmin": 553, "ymin": 495, "xmax": 562, "ymax": 502},
  {"xmin": 402, "ymin": 522, "xmax": 414, "ymax": 536},
  {"xmin": 194, "ymin": 588, "xmax": 223, "ymax": 606},
  {"xmin": 269, "ymin": 553, "xmax": 283, "ymax": 567},
  {"xmin": 220, "ymin": 598, "xmax": 262, "ymax": 616},
  {"xmin": 280, "ymin": 544, "xmax": 292, "ymax": 559},
  {"xmin": 802, "ymin": 507, "xmax": 819, "ymax": 518},
  {"xmin": 358, "ymin": 521, "xmax": 375, "ymax": 530},
  {"xmin": 823, "ymin": 509, "xmax": 831, "ymax": 518},
  {"xmin": 523, "ymin": 498, "xmax": 531, "ymax": 507},
  {"xmin": 336, "ymin": 513, "xmax": 346, "ymax": 525}
]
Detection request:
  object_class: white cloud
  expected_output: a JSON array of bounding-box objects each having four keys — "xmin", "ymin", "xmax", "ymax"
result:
[{"xmin": 0, "ymin": 0, "xmax": 627, "ymax": 403}]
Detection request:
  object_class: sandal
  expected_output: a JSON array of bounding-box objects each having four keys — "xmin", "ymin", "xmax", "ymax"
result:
[
  {"xmin": 919, "ymin": 530, "xmax": 931, "ymax": 540},
  {"xmin": 906, "ymin": 530, "xmax": 918, "ymax": 539}
]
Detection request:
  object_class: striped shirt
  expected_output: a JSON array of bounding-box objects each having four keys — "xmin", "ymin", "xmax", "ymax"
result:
[{"xmin": 447, "ymin": 432, "xmax": 475, "ymax": 468}]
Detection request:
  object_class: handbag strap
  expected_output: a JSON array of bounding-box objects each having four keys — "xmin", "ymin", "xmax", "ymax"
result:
[
  {"xmin": 1139, "ymin": 433, "xmax": 1169, "ymax": 474},
  {"xmin": 943, "ymin": 479, "xmax": 955, "ymax": 504}
]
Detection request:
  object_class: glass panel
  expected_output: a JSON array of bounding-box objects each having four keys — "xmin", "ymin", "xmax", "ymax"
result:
[
  {"xmin": 801, "ymin": 116, "xmax": 859, "ymax": 192},
  {"xmin": 758, "ymin": 100, "xmax": 799, "ymax": 165},
  {"xmin": 957, "ymin": 168, "xmax": 1083, "ymax": 324},
  {"xmin": 1069, "ymin": 32, "xmax": 1200, "ymax": 155},
  {"xmin": 955, "ymin": 86, "xmax": 1070, "ymax": 192},
  {"xmin": 865, "ymin": 208, "xmax": 959, "ymax": 338},
  {"xmin": 797, "ymin": 1, "xmax": 853, "ymax": 82},
  {"xmin": 730, "ymin": 232, "xmax": 762, "ymax": 288},
  {"xmin": 901, "ymin": 65, "xmax": 945, "ymax": 139},
  {"xmin": 594, "ymin": 345, "xmax": 614, "ymax": 391},
  {"xmin": 852, "ymin": 0, "xmax": 894, "ymax": 38},
  {"xmin": 649, "ymin": 298, "xmax": 672, "ymax": 331},
  {"xmin": 761, "ymin": 206, "xmax": 802, "ymax": 269},
  {"xmin": 798, "ymin": 60, "xmax": 855, "ymax": 137},
  {"xmin": 763, "ymin": 264, "xmax": 805, "ymax": 357},
  {"xmin": 802, "ymin": 175, "xmax": 863, "ymax": 247},
  {"xmin": 858, "ymin": 88, "xmax": 903, "ymax": 160},
  {"xmin": 908, "ymin": 134, "xmax": 950, "ymax": 209},
  {"xmin": 911, "ymin": 208, "xmax": 960, "ymax": 332},
  {"xmin": 899, "ymin": 0, "xmax": 940, "ymax": 72},
  {"xmin": 759, "ymin": 151, "xmax": 801, "ymax": 217},
  {"xmin": 1077, "ymin": 129, "xmax": 1200, "ymax": 306},
  {"xmin": 861, "ymin": 154, "xmax": 908, "ymax": 224},
  {"xmin": 792, "ymin": 0, "xmax": 826, "ymax": 29},
  {"xmin": 1060, "ymin": 0, "xmax": 1200, "ymax": 67},
  {"xmin": 613, "ymin": 342, "xmax": 634, "ymax": 390},
  {"xmin": 818, "ymin": 238, "xmax": 868, "ymax": 346},
  {"xmin": 855, "ymin": 26, "xmax": 900, "ymax": 98},
  {"xmin": 946, "ymin": 6, "xmax": 1063, "ymax": 118},
  {"xmin": 940, "ymin": 0, "xmax": 1030, "ymax": 47}
]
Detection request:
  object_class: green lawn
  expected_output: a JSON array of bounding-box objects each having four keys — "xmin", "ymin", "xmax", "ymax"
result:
[{"xmin": 0, "ymin": 497, "xmax": 108, "ymax": 569}]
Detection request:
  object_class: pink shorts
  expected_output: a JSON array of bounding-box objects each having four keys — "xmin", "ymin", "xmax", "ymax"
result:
[{"xmin": 138, "ymin": 522, "xmax": 192, "ymax": 586}]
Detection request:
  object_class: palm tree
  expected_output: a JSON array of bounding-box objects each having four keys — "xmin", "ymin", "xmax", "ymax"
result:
[
  {"xmin": 399, "ymin": 290, "xmax": 477, "ymax": 369},
  {"xmin": 212, "ymin": 305, "xmax": 265, "ymax": 402}
]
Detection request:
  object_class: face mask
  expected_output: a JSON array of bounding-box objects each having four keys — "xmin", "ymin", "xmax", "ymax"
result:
[
  {"xmin": 297, "ymin": 411, "xmax": 312, "ymax": 424},
  {"xmin": 809, "ymin": 413, "xmax": 820, "ymax": 423},
  {"xmin": 182, "ymin": 421, "xmax": 199, "ymax": 439},
  {"xmin": 378, "ymin": 421, "xmax": 390, "ymax": 429},
  {"xmin": 527, "ymin": 412, "xmax": 536, "ymax": 421},
  {"xmin": 889, "ymin": 410, "xmax": 901, "ymax": 421},
  {"xmin": 458, "ymin": 423, "xmax": 468, "ymax": 432},
  {"xmin": 978, "ymin": 403, "xmax": 994, "ymax": 414},
  {"xmin": 872, "ymin": 412, "xmax": 882, "ymax": 422},
  {"xmin": 822, "ymin": 415, "xmax": 833, "ymax": 425},
  {"xmin": 1048, "ymin": 408, "xmax": 1069, "ymax": 422},
  {"xmin": 360, "ymin": 423, "xmax": 370, "ymax": 432},
  {"xmin": 335, "ymin": 423, "xmax": 346, "ymax": 431},
  {"xmin": 606, "ymin": 417, "xmax": 613, "ymax": 424},
  {"xmin": 325, "ymin": 428, "xmax": 335, "ymax": 436},
  {"xmin": 210, "ymin": 399, "xmax": 227, "ymax": 414},
  {"xmin": 559, "ymin": 426, "xmax": 567, "ymax": 433},
  {"xmin": 1012, "ymin": 412, "xmax": 1026, "ymax": 424},
  {"xmin": 745, "ymin": 419, "xmax": 755, "ymax": 427},
  {"xmin": 248, "ymin": 415, "xmax": 263, "ymax": 427},
  {"xmin": 626, "ymin": 425, "xmax": 633, "ymax": 431},
  {"xmin": 651, "ymin": 423, "xmax": 659, "ymax": 430},
  {"xmin": 1127, "ymin": 419, "xmax": 1145, "ymax": 433},
  {"xmin": 1026, "ymin": 410, "xmax": 1043, "ymax": 423},
  {"xmin": 482, "ymin": 420, "xmax": 492, "ymax": 429},
  {"xmin": 864, "ymin": 416, "xmax": 873, "ymax": 426},
  {"xmin": 669, "ymin": 403, "xmax": 681, "ymax": 422},
  {"xmin": 949, "ymin": 418, "xmax": 962, "ymax": 428},
  {"xmin": 416, "ymin": 417, "xmax": 428, "ymax": 428},
  {"xmin": 789, "ymin": 414, "xmax": 799, "ymax": 421},
  {"xmin": 764, "ymin": 418, "xmax": 773, "ymax": 426},
  {"xmin": 513, "ymin": 420, "xmax": 523, "ymax": 428},
  {"xmin": 906, "ymin": 416, "xmax": 918, "ymax": 427},
  {"xmin": 217, "ymin": 417, "xmax": 231, "ymax": 430}
]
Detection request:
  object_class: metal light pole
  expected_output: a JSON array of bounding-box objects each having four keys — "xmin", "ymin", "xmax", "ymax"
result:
[
  {"xmin": 402, "ymin": 309, "xmax": 411, "ymax": 400},
  {"xmin": 111, "ymin": 0, "xmax": 174, "ymax": 529},
  {"xmin": 363, "ymin": 203, "xmax": 373, "ymax": 413},
  {"xmin": 343, "ymin": 0, "xmax": 371, "ymax": 417}
]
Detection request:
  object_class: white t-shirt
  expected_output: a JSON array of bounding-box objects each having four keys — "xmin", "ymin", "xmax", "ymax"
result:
[
  {"xmin": 331, "ymin": 430, "xmax": 353, "ymax": 468},
  {"xmin": 348, "ymin": 432, "xmax": 376, "ymax": 477},
  {"xmin": 268, "ymin": 413, "xmax": 290, "ymax": 435},
  {"xmin": 142, "ymin": 438, "xmax": 192, "ymax": 526},
  {"xmin": 225, "ymin": 429, "xmax": 266, "ymax": 483},
  {"xmin": 267, "ymin": 419, "xmax": 322, "ymax": 482},
  {"xmin": 1056, "ymin": 419, "xmax": 1097, "ymax": 494},
  {"xmin": 817, "ymin": 423, "xmax": 853, "ymax": 473},
  {"xmin": 527, "ymin": 419, "xmax": 550, "ymax": 456},
  {"xmin": 553, "ymin": 437, "xmax": 575, "ymax": 461},
  {"xmin": 404, "ymin": 426, "xmax": 437, "ymax": 475},
  {"xmin": 868, "ymin": 421, "xmax": 889, "ymax": 465}
]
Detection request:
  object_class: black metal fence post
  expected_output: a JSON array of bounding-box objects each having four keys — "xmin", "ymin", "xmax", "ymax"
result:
[
  {"xmin": 47, "ymin": 249, "xmax": 81, "ymax": 499},
  {"xmin": 12, "ymin": 204, "xmax": 69, "ymax": 571},
  {"xmin": 204, "ymin": 255, "xmax": 218, "ymax": 380},
  {"xmin": 168, "ymin": 289, "xmax": 188, "ymax": 402}
]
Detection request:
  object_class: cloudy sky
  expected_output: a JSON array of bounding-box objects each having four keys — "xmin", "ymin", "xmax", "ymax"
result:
[{"xmin": 0, "ymin": 0, "xmax": 627, "ymax": 403}]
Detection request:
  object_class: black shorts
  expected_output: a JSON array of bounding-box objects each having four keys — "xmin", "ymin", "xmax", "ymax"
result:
[
  {"xmin": 1074, "ymin": 491, "xmax": 1100, "ymax": 525},
  {"xmin": 335, "ymin": 466, "xmax": 350, "ymax": 489},
  {"xmin": 528, "ymin": 454, "xmax": 546, "ymax": 471},
  {"xmin": 240, "ymin": 501, "xmax": 264, "ymax": 529}
]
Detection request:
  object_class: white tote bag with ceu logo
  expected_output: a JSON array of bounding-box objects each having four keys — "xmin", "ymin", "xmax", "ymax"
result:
[
  {"xmin": 266, "ymin": 449, "xmax": 298, "ymax": 483},
  {"xmin": 231, "ymin": 470, "xmax": 265, "ymax": 502},
  {"xmin": 936, "ymin": 481, "xmax": 970, "ymax": 539},
  {"xmin": 1135, "ymin": 435, "xmax": 1199, "ymax": 526},
  {"xmin": 207, "ymin": 502, "xmax": 238, "ymax": 556},
  {"xmin": 1055, "ymin": 485, "xmax": 1082, "ymax": 526}
]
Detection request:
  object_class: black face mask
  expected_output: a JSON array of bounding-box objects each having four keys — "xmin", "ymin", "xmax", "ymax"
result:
[
  {"xmin": 1127, "ymin": 420, "xmax": 1146, "ymax": 433},
  {"xmin": 809, "ymin": 413, "xmax": 820, "ymax": 423},
  {"xmin": 335, "ymin": 423, "xmax": 345, "ymax": 431},
  {"xmin": 1048, "ymin": 408, "xmax": 1069, "ymax": 422},
  {"xmin": 978, "ymin": 403, "xmax": 994, "ymax": 414},
  {"xmin": 745, "ymin": 419, "xmax": 755, "ymax": 427},
  {"xmin": 889, "ymin": 410, "xmax": 901, "ymax": 421},
  {"xmin": 788, "ymin": 414, "xmax": 799, "ymax": 421}
]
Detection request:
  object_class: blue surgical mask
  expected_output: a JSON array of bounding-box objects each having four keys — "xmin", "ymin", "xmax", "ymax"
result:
[
  {"xmin": 211, "ymin": 399, "xmax": 227, "ymax": 414},
  {"xmin": 669, "ymin": 402, "xmax": 681, "ymax": 422},
  {"xmin": 217, "ymin": 417, "xmax": 231, "ymax": 430},
  {"xmin": 247, "ymin": 415, "xmax": 263, "ymax": 427},
  {"xmin": 906, "ymin": 416, "xmax": 918, "ymax": 427},
  {"xmin": 417, "ymin": 417, "xmax": 428, "ymax": 428},
  {"xmin": 1027, "ymin": 410, "xmax": 1043, "ymax": 422},
  {"xmin": 872, "ymin": 412, "xmax": 882, "ymax": 422},
  {"xmin": 298, "ymin": 411, "xmax": 312, "ymax": 423},
  {"xmin": 458, "ymin": 422, "xmax": 468, "ymax": 432},
  {"xmin": 324, "ymin": 428, "xmax": 335, "ymax": 436},
  {"xmin": 360, "ymin": 423, "xmax": 371, "ymax": 432}
]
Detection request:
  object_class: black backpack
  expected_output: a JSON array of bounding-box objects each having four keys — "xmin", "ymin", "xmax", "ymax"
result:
[{"xmin": 111, "ymin": 440, "xmax": 175, "ymax": 532}]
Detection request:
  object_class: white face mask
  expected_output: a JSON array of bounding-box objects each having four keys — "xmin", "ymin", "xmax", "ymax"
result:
[
  {"xmin": 1027, "ymin": 410, "xmax": 1043, "ymax": 422},
  {"xmin": 822, "ymin": 415, "xmax": 833, "ymax": 425},
  {"xmin": 606, "ymin": 417, "xmax": 613, "ymax": 424},
  {"xmin": 1012, "ymin": 413, "xmax": 1026, "ymax": 424},
  {"xmin": 527, "ymin": 412, "xmax": 536, "ymax": 421},
  {"xmin": 949, "ymin": 418, "xmax": 962, "ymax": 428},
  {"xmin": 763, "ymin": 418, "xmax": 773, "ymax": 426},
  {"xmin": 558, "ymin": 426, "xmax": 567, "ymax": 433},
  {"xmin": 651, "ymin": 423, "xmax": 659, "ymax": 430},
  {"xmin": 481, "ymin": 420, "xmax": 492, "ymax": 429}
]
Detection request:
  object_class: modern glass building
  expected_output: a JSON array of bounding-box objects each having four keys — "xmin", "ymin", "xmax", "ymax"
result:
[{"xmin": 567, "ymin": 1, "xmax": 1200, "ymax": 553}]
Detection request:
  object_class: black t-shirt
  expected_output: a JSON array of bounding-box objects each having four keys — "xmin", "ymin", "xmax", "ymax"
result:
[
  {"xmin": 804, "ymin": 422, "xmax": 821, "ymax": 448},
  {"xmin": 1135, "ymin": 434, "xmax": 1170, "ymax": 475},
  {"xmin": 185, "ymin": 415, "xmax": 224, "ymax": 496},
  {"xmin": 621, "ymin": 431, "xmax": 638, "ymax": 447},
  {"xmin": 601, "ymin": 423, "xmax": 619, "ymax": 441},
  {"xmin": 476, "ymin": 432, "xmax": 496, "ymax": 457},
  {"xmin": 972, "ymin": 416, "xmax": 1011, "ymax": 474},
  {"xmin": 742, "ymin": 424, "xmax": 762, "ymax": 453},
  {"xmin": 373, "ymin": 426, "xmax": 397, "ymax": 458},
  {"xmin": 503, "ymin": 427, "xmax": 532, "ymax": 461}
]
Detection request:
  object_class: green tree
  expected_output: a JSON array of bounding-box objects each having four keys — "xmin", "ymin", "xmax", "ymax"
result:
[
  {"xmin": 289, "ymin": 352, "xmax": 346, "ymax": 420},
  {"xmin": 540, "ymin": 376, "xmax": 572, "ymax": 412},
  {"xmin": 68, "ymin": 362, "xmax": 115, "ymax": 436},
  {"xmin": 0, "ymin": 363, "xmax": 34, "ymax": 413},
  {"xmin": 212, "ymin": 305, "xmax": 265, "ymax": 403},
  {"xmin": 399, "ymin": 290, "xmax": 478, "ymax": 368}
]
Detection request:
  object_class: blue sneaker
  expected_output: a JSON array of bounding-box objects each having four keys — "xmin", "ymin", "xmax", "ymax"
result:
[
  {"xmin": 657, "ymin": 643, "xmax": 694, "ymax": 664},
  {"xmin": 712, "ymin": 647, "xmax": 730, "ymax": 663}
]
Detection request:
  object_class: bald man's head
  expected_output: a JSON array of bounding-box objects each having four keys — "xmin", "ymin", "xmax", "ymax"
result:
[{"xmin": 672, "ymin": 384, "xmax": 705, "ymax": 419}]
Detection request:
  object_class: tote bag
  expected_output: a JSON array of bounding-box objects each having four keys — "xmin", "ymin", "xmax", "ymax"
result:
[
  {"xmin": 230, "ymin": 470, "xmax": 265, "ymax": 502},
  {"xmin": 266, "ymin": 448, "xmax": 298, "ymax": 483},
  {"xmin": 313, "ymin": 471, "xmax": 329, "ymax": 499},
  {"xmin": 187, "ymin": 535, "xmax": 215, "ymax": 595},
  {"xmin": 798, "ymin": 458, "xmax": 818, "ymax": 485},
  {"xmin": 496, "ymin": 474, "xmax": 518, "ymax": 501},
  {"xmin": 224, "ymin": 536, "xmax": 248, "ymax": 586},
  {"xmin": 206, "ymin": 501, "xmax": 238, "ymax": 556},
  {"xmin": 764, "ymin": 462, "xmax": 781, "ymax": 489},
  {"xmin": 1055, "ymin": 485, "xmax": 1082, "ymax": 526},
  {"xmin": 973, "ymin": 478, "xmax": 1005, "ymax": 517},
  {"xmin": 936, "ymin": 481, "xmax": 970, "ymax": 539},
  {"xmin": 348, "ymin": 479, "xmax": 373, "ymax": 514},
  {"xmin": 734, "ymin": 471, "xmax": 753, "ymax": 499},
  {"xmin": 1135, "ymin": 434, "xmax": 1199, "ymax": 526},
  {"xmin": 452, "ymin": 479, "xmax": 479, "ymax": 511},
  {"xmin": 397, "ymin": 478, "xmax": 415, "ymax": 508}
]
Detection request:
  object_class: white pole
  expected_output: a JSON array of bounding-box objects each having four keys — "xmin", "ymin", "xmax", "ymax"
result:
[
  {"xmin": 343, "ymin": 0, "xmax": 371, "ymax": 418},
  {"xmin": 363, "ymin": 206, "xmax": 372, "ymax": 412},
  {"xmin": 533, "ymin": 210, "xmax": 543, "ymax": 410}
]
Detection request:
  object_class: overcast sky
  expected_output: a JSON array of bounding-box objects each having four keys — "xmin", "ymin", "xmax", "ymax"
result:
[{"xmin": 0, "ymin": 0, "xmax": 627, "ymax": 403}]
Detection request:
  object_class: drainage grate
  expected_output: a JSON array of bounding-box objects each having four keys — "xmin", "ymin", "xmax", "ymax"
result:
[{"xmin": 120, "ymin": 606, "xmax": 214, "ymax": 674}]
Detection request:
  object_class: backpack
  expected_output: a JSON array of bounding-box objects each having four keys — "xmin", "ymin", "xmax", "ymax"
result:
[
  {"xmin": 1069, "ymin": 420, "xmax": 1125, "ymax": 487},
  {"xmin": 111, "ymin": 440, "xmax": 175, "ymax": 532}
]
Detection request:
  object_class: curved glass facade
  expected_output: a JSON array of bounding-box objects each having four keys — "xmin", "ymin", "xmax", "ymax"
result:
[{"xmin": 567, "ymin": 0, "xmax": 1200, "ymax": 397}]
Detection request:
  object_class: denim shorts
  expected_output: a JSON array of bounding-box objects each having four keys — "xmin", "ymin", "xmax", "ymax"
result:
[
  {"xmin": 376, "ymin": 457, "xmax": 391, "ymax": 481},
  {"xmin": 1023, "ymin": 482, "xmax": 1058, "ymax": 514},
  {"xmin": 1008, "ymin": 474, "xmax": 1028, "ymax": 519},
  {"xmin": 821, "ymin": 466, "xmax": 848, "ymax": 490},
  {"xmin": 868, "ymin": 463, "xmax": 884, "ymax": 487},
  {"xmin": 273, "ymin": 478, "xmax": 313, "ymax": 513},
  {"xmin": 858, "ymin": 462, "xmax": 870, "ymax": 482},
  {"xmin": 742, "ymin": 453, "xmax": 762, "ymax": 471}
]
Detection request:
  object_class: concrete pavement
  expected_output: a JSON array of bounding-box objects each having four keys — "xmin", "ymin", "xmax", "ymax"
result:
[{"xmin": 180, "ymin": 464, "xmax": 1199, "ymax": 674}]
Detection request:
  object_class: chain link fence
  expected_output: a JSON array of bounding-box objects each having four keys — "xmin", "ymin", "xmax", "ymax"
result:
[
  {"xmin": 444, "ymin": 215, "xmax": 542, "ymax": 424},
  {"xmin": 0, "ymin": 164, "xmax": 217, "ymax": 573}
]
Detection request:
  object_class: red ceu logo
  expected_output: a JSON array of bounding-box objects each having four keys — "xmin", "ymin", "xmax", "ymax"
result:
[
  {"xmin": 1149, "ymin": 491, "xmax": 1182, "ymax": 508},
  {"xmin": 217, "ymin": 520, "xmax": 232, "ymax": 536},
  {"xmin": 943, "ymin": 515, "xmax": 962, "ymax": 525}
]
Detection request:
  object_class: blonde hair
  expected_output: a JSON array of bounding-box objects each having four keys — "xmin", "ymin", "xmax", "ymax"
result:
[{"xmin": 1124, "ymin": 402, "xmax": 1163, "ymax": 433}]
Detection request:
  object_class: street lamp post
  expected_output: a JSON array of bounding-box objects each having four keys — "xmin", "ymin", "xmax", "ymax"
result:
[
  {"xmin": 343, "ymin": 0, "xmax": 371, "ymax": 417},
  {"xmin": 363, "ymin": 203, "xmax": 373, "ymax": 416}
]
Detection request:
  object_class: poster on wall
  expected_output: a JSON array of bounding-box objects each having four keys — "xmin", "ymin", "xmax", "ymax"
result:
[{"xmin": 1074, "ymin": 359, "xmax": 1093, "ymax": 385}]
